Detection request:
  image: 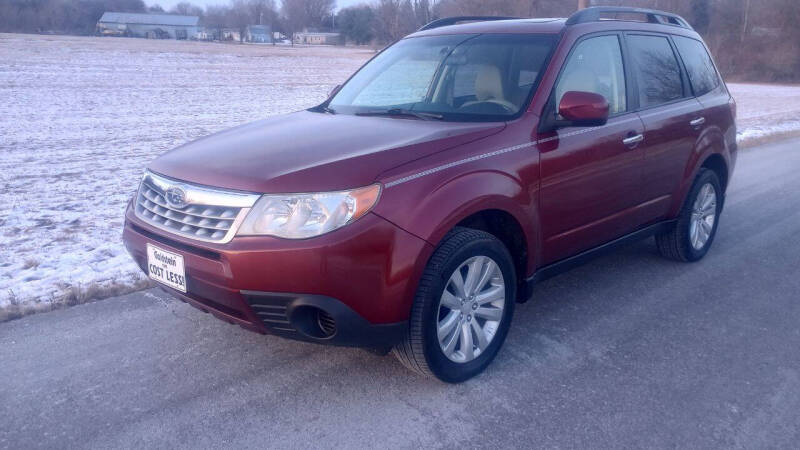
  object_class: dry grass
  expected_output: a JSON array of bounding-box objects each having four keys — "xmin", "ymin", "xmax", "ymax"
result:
[
  {"xmin": 22, "ymin": 258, "xmax": 39, "ymax": 269},
  {"xmin": 0, "ymin": 277, "xmax": 153, "ymax": 323}
]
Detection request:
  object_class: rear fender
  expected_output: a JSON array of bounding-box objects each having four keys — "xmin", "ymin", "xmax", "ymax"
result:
[{"xmin": 668, "ymin": 126, "xmax": 731, "ymax": 216}]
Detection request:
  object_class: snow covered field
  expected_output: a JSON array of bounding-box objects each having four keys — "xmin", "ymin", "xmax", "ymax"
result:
[
  {"xmin": 728, "ymin": 83, "xmax": 800, "ymax": 144},
  {"xmin": 1, "ymin": 33, "xmax": 799, "ymax": 316},
  {"xmin": 0, "ymin": 34, "xmax": 371, "ymax": 316}
]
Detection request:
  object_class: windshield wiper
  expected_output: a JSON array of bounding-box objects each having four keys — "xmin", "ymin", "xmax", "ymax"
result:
[{"xmin": 356, "ymin": 108, "xmax": 444, "ymax": 121}]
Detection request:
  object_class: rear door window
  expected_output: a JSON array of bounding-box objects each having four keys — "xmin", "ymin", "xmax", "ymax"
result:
[
  {"xmin": 626, "ymin": 34, "xmax": 684, "ymax": 108},
  {"xmin": 673, "ymin": 36, "xmax": 719, "ymax": 96}
]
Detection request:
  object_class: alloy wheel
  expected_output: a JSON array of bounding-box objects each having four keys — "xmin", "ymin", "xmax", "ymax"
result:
[
  {"xmin": 689, "ymin": 182, "xmax": 717, "ymax": 250},
  {"xmin": 436, "ymin": 256, "xmax": 506, "ymax": 363}
]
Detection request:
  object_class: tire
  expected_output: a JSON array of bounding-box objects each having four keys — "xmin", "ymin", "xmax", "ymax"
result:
[
  {"xmin": 655, "ymin": 168, "xmax": 723, "ymax": 262},
  {"xmin": 393, "ymin": 227, "xmax": 516, "ymax": 383}
]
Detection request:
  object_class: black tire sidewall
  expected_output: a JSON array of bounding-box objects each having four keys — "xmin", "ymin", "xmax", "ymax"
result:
[
  {"xmin": 679, "ymin": 169, "xmax": 723, "ymax": 261},
  {"xmin": 421, "ymin": 235, "xmax": 516, "ymax": 383}
]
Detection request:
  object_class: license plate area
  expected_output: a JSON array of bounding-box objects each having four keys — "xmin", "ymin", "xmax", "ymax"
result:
[{"xmin": 146, "ymin": 243, "xmax": 187, "ymax": 293}]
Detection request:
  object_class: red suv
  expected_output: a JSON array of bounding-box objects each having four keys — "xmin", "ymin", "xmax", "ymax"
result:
[{"xmin": 123, "ymin": 7, "xmax": 736, "ymax": 382}]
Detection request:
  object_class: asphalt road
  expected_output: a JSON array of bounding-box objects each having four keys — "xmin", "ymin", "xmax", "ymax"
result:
[{"xmin": 2, "ymin": 138, "xmax": 800, "ymax": 449}]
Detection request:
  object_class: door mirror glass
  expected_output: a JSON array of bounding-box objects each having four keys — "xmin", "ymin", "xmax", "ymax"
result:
[{"xmin": 558, "ymin": 91, "xmax": 609, "ymax": 126}]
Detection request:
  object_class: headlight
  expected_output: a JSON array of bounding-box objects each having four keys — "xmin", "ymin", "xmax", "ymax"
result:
[{"xmin": 237, "ymin": 184, "xmax": 381, "ymax": 239}]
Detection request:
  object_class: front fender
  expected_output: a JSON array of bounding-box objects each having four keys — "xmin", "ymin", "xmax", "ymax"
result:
[{"xmin": 373, "ymin": 170, "xmax": 539, "ymax": 276}]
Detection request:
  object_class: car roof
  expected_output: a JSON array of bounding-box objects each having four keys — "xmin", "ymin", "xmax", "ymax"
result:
[
  {"xmin": 408, "ymin": 15, "xmax": 701, "ymax": 40},
  {"xmin": 409, "ymin": 18, "xmax": 567, "ymax": 37}
]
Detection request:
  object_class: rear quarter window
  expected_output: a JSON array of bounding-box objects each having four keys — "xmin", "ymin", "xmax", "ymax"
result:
[{"xmin": 673, "ymin": 36, "xmax": 719, "ymax": 96}]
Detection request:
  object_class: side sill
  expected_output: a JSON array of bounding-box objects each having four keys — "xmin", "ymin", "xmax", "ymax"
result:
[{"xmin": 520, "ymin": 220, "xmax": 676, "ymax": 302}]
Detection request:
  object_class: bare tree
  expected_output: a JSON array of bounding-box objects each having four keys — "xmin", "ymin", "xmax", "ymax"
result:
[
  {"xmin": 303, "ymin": 0, "xmax": 335, "ymax": 29},
  {"xmin": 246, "ymin": 0, "xmax": 276, "ymax": 25},
  {"xmin": 0, "ymin": 0, "xmax": 146, "ymax": 34},
  {"xmin": 415, "ymin": 0, "xmax": 432, "ymax": 26},
  {"xmin": 435, "ymin": 0, "xmax": 573, "ymax": 18},
  {"xmin": 690, "ymin": 0, "xmax": 710, "ymax": 35},
  {"xmin": 0, "ymin": 0, "xmax": 797, "ymax": 83},
  {"xmin": 741, "ymin": 0, "xmax": 751, "ymax": 43},
  {"xmin": 282, "ymin": 0, "xmax": 306, "ymax": 44},
  {"xmin": 228, "ymin": 0, "xmax": 251, "ymax": 42},
  {"xmin": 373, "ymin": 0, "xmax": 402, "ymax": 42},
  {"xmin": 337, "ymin": 5, "xmax": 375, "ymax": 44},
  {"xmin": 171, "ymin": 2, "xmax": 203, "ymax": 17},
  {"xmin": 204, "ymin": 5, "xmax": 230, "ymax": 40}
]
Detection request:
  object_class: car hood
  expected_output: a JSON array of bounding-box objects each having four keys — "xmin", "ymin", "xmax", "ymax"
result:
[{"xmin": 148, "ymin": 111, "xmax": 505, "ymax": 193}]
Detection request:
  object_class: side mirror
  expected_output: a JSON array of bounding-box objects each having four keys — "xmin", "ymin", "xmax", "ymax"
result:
[
  {"xmin": 328, "ymin": 84, "xmax": 341, "ymax": 98},
  {"xmin": 558, "ymin": 91, "xmax": 609, "ymax": 127}
]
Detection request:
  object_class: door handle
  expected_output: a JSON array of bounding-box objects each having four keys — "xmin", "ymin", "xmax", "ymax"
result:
[
  {"xmin": 622, "ymin": 134, "xmax": 644, "ymax": 147},
  {"xmin": 690, "ymin": 117, "xmax": 706, "ymax": 127}
]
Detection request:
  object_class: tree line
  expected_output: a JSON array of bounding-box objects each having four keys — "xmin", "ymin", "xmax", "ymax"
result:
[{"xmin": 1, "ymin": 0, "xmax": 797, "ymax": 82}]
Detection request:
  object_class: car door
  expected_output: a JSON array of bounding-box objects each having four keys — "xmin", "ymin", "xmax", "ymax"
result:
[
  {"xmin": 539, "ymin": 33, "xmax": 647, "ymax": 263},
  {"xmin": 625, "ymin": 32, "xmax": 704, "ymax": 221}
]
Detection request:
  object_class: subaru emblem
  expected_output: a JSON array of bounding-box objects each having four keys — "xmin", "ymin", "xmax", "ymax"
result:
[{"xmin": 165, "ymin": 186, "xmax": 188, "ymax": 209}]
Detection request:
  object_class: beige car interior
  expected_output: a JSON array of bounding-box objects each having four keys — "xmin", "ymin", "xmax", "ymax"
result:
[{"xmin": 461, "ymin": 65, "xmax": 518, "ymax": 111}]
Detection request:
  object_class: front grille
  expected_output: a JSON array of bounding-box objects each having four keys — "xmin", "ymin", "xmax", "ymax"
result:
[
  {"xmin": 136, "ymin": 182, "xmax": 238, "ymax": 241},
  {"xmin": 134, "ymin": 171, "xmax": 260, "ymax": 243}
]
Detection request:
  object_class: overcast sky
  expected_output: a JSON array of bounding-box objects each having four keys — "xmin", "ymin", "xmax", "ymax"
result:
[{"xmin": 148, "ymin": 0, "xmax": 370, "ymax": 11}]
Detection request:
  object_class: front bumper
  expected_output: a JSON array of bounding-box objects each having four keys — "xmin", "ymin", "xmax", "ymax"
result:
[{"xmin": 123, "ymin": 203, "xmax": 431, "ymax": 347}]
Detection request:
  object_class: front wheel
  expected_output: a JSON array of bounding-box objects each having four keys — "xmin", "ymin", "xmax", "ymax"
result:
[
  {"xmin": 393, "ymin": 227, "xmax": 516, "ymax": 382},
  {"xmin": 656, "ymin": 168, "xmax": 723, "ymax": 262}
]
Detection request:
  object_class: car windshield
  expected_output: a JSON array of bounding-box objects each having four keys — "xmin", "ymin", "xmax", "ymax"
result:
[{"xmin": 326, "ymin": 33, "xmax": 557, "ymax": 122}]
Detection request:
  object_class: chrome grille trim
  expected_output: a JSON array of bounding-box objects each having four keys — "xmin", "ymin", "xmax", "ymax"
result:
[{"xmin": 134, "ymin": 171, "xmax": 260, "ymax": 244}]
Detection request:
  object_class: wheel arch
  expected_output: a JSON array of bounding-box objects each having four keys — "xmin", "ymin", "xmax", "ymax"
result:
[
  {"xmin": 453, "ymin": 209, "xmax": 529, "ymax": 302},
  {"xmin": 668, "ymin": 127, "xmax": 732, "ymax": 217},
  {"xmin": 375, "ymin": 170, "xmax": 539, "ymax": 304},
  {"xmin": 700, "ymin": 153, "xmax": 729, "ymax": 192}
]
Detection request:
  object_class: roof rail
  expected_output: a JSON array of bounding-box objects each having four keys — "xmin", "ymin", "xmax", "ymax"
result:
[
  {"xmin": 566, "ymin": 6, "xmax": 692, "ymax": 30},
  {"xmin": 418, "ymin": 16, "xmax": 522, "ymax": 31}
]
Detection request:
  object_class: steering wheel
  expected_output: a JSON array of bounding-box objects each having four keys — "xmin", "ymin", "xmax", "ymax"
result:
[{"xmin": 461, "ymin": 98, "xmax": 518, "ymax": 113}]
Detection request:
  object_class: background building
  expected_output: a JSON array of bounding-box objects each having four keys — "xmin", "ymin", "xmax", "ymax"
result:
[
  {"xmin": 96, "ymin": 13, "xmax": 200, "ymax": 40},
  {"xmin": 293, "ymin": 31, "xmax": 341, "ymax": 45},
  {"xmin": 245, "ymin": 25, "xmax": 273, "ymax": 43}
]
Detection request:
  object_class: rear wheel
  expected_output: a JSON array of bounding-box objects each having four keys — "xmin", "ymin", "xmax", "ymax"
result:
[
  {"xmin": 393, "ymin": 227, "xmax": 516, "ymax": 383},
  {"xmin": 656, "ymin": 169, "xmax": 723, "ymax": 262}
]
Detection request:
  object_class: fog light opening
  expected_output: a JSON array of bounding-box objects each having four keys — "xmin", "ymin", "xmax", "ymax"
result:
[
  {"xmin": 316, "ymin": 310, "xmax": 336, "ymax": 337},
  {"xmin": 290, "ymin": 305, "xmax": 337, "ymax": 339}
]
